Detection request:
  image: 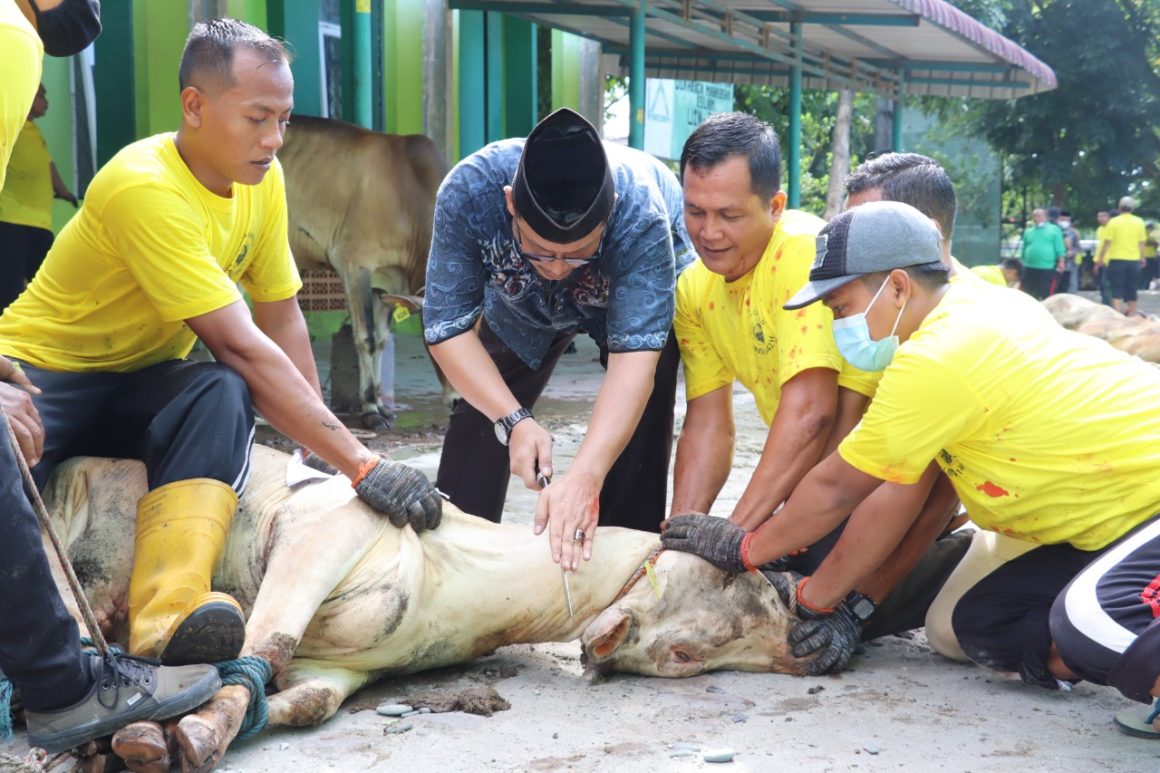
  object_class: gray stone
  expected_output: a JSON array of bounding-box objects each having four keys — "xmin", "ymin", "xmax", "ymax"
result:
[
  {"xmin": 384, "ymin": 720, "xmax": 414, "ymax": 735},
  {"xmin": 376, "ymin": 703, "xmax": 413, "ymax": 717},
  {"xmin": 864, "ymin": 742, "xmax": 880, "ymax": 755},
  {"xmin": 703, "ymin": 748, "xmax": 735, "ymax": 763}
]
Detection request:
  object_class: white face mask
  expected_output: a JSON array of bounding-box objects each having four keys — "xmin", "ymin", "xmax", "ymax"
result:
[{"xmin": 1059, "ymin": 220, "xmax": 1071, "ymax": 228}]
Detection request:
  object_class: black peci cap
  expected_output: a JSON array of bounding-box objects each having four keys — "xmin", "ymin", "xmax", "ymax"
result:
[{"xmin": 511, "ymin": 108, "xmax": 615, "ymax": 244}]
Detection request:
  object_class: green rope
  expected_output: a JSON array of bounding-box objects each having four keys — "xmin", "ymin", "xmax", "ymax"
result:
[{"xmin": 215, "ymin": 656, "xmax": 273, "ymax": 741}]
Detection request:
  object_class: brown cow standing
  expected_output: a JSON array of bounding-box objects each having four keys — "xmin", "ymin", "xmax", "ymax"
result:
[{"xmin": 279, "ymin": 116, "xmax": 452, "ymax": 428}]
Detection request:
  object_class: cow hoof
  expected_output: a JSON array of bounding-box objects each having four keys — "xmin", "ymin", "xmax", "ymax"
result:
[
  {"xmin": 174, "ymin": 714, "xmax": 227, "ymax": 773},
  {"xmin": 112, "ymin": 721, "xmax": 169, "ymax": 773},
  {"xmin": 361, "ymin": 410, "xmax": 392, "ymax": 431}
]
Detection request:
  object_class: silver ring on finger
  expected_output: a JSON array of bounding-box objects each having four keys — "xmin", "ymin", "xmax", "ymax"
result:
[{"xmin": 574, "ymin": 528, "xmax": 586, "ymax": 543}]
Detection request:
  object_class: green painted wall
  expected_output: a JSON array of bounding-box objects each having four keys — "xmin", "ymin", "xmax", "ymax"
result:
[
  {"xmin": 39, "ymin": 58, "xmax": 76, "ymax": 232},
  {"xmin": 133, "ymin": 1, "xmax": 186, "ymax": 138},
  {"xmin": 269, "ymin": 0, "xmax": 323, "ymax": 117},
  {"xmin": 382, "ymin": 0, "xmax": 425, "ymax": 135},
  {"xmin": 550, "ymin": 29, "xmax": 581, "ymax": 112}
]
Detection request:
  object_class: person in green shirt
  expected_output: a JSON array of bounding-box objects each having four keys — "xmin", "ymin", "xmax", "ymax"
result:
[{"xmin": 1020, "ymin": 208, "xmax": 1065, "ymax": 300}]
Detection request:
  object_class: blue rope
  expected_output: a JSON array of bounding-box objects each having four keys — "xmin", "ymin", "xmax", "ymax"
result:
[
  {"xmin": 215, "ymin": 656, "xmax": 273, "ymax": 741},
  {"xmin": 0, "ymin": 676, "xmax": 12, "ymax": 743}
]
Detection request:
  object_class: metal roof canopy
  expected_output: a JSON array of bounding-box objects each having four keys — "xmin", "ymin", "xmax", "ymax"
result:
[{"xmin": 452, "ymin": 0, "xmax": 1057, "ymax": 100}]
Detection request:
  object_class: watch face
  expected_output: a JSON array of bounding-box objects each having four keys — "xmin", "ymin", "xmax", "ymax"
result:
[
  {"xmin": 494, "ymin": 421, "xmax": 508, "ymax": 445},
  {"xmin": 850, "ymin": 597, "xmax": 875, "ymax": 622}
]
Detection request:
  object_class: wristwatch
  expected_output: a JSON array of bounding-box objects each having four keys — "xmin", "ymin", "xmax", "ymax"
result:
[
  {"xmin": 844, "ymin": 591, "xmax": 877, "ymax": 624},
  {"xmin": 494, "ymin": 407, "xmax": 534, "ymax": 446}
]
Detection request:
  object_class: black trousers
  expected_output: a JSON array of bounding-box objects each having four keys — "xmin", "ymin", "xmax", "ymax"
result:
[
  {"xmin": 22, "ymin": 359, "xmax": 255, "ymax": 494},
  {"xmin": 0, "ymin": 221, "xmax": 53, "ymax": 311},
  {"xmin": 1051, "ymin": 516, "xmax": 1160, "ymax": 703},
  {"xmin": 436, "ymin": 324, "xmax": 679, "ymax": 531},
  {"xmin": 0, "ymin": 414, "xmax": 89, "ymax": 711},
  {"xmin": 1021, "ymin": 267, "xmax": 1056, "ymax": 301}
]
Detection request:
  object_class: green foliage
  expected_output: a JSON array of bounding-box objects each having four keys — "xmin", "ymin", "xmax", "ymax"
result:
[
  {"xmin": 733, "ymin": 86, "xmax": 878, "ymax": 214},
  {"xmin": 942, "ymin": 0, "xmax": 1160, "ymax": 226}
]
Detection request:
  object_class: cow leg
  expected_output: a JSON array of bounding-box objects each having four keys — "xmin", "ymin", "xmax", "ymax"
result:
[
  {"xmin": 338, "ymin": 266, "xmax": 389, "ymax": 429},
  {"xmin": 267, "ymin": 661, "xmax": 370, "ymax": 727}
]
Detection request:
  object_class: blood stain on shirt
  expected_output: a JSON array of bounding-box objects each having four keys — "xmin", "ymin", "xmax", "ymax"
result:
[{"xmin": 976, "ymin": 480, "xmax": 1009, "ymax": 498}]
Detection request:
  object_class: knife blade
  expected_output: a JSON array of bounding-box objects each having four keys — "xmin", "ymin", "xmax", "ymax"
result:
[{"xmin": 538, "ymin": 467, "xmax": 574, "ymax": 618}]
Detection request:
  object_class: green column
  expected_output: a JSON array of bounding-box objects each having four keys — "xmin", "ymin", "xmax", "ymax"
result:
[
  {"xmin": 95, "ymin": 0, "xmax": 135, "ymax": 167},
  {"xmin": 628, "ymin": 0, "xmax": 645, "ymax": 149},
  {"xmin": 354, "ymin": 0, "xmax": 373, "ymax": 128},
  {"xmin": 458, "ymin": 10, "xmax": 486, "ymax": 157},
  {"xmin": 892, "ymin": 97, "xmax": 904, "ymax": 152},
  {"xmin": 503, "ymin": 16, "xmax": 537, "ymax": 137},
  {"xmin": 787, "ymin": 21, "xmax": 802, "ymax": 208},
  {"xmin": 485, "ymin": 12, "xmax": 504, "ymax": 142}
]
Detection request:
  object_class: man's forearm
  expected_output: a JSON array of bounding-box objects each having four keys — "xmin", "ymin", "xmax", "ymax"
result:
[
  {"xmin": 429, "ymin": 330, "xmax": 521, "ymax": 422},
  {"xmin": 215, "ymin": 335, "xmax": 370, "ymax": 478},
  {"xmin": 803, "ymin": 463, "xmax": 946, "ymax": 609},
  {"xmin": 254, "ymin": 299, "xmax": 323, "ymax": 397},
  {"xmin": 730, "ymin": 369, "xmax": 837, "ymax": 531},
  {"xmin": 746, "ymin": 451, "xmax": 881, "ymax": 566},
  {"xmin": 571, "ymin": 350, "xmax": 659, "ymax": 480},
  {"xmin": 670, "ymin": 398, "xmax": 733, "ymax": 515}
]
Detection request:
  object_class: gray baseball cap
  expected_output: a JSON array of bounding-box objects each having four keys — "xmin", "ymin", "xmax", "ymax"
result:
[{"xmin": 784, "ymin": 200, "xmax": 944, "ymax": 310}]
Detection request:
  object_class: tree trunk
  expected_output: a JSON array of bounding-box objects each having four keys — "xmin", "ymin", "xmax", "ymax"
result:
[{"xmin": 823, "ymin": 89, "xmax": 855, "ymax": 221}]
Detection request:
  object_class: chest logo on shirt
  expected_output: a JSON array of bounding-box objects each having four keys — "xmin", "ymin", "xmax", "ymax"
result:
[
  {"xmin": 228, "ymin": 235, "xmax": 254, "ymax": 280},
  {"xmin": 938, "ymin": 449, "xmax": 966, "ymax": 478},
  {"xmin": 751, "ymin": 310, "xmax": 775, "ymax": 355}
]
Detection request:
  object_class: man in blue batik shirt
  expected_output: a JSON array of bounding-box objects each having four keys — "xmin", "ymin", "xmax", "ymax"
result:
[{"xmin": 424, "ymin": 108, "xmax": 692, "ymax": 572}]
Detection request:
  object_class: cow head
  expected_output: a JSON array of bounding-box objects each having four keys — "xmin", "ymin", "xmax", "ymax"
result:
[{"xmin": 581, "ymin": 550, "xmax": 812, "ymax": 678}]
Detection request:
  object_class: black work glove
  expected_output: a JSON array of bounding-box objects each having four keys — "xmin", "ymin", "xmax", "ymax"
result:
[
  {"xmin": 353, "ymin": 457, "xmax": 442, "ymax": 532},
  {"xmin": 762, "ymin": 571, "xmax": 874, "ymax": 676},
  {"xmin": 660, "ymin": 513, "xmax": 750, "ymax": 573},
  {"xmin": 661, "ymin": 513, "xmax": 791, "ymax": 575}
]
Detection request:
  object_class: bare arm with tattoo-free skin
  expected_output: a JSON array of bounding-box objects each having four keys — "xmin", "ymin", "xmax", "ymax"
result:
[{"xmin": 671, "ymin": 367, "xmax": 837, "ymax": 530}]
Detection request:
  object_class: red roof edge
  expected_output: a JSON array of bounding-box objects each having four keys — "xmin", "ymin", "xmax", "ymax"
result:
[{"xmin": 889, "ymin": 0, "xmax": 1058, "ymax": 91}]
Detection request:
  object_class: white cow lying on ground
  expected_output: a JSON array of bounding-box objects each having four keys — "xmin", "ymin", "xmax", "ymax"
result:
[
  {"xmin": 39, "ymin": 446, "xmax": 808, "ymax": 772},
  {"xmin": 1043, "ymin": 293, "xmax": 1160, "ymax": 362}
]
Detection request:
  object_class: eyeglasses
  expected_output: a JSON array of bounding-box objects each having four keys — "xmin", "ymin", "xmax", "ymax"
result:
[{"xmin": 512, "ymin": 216, "xmax": 606, "ymax": 267}]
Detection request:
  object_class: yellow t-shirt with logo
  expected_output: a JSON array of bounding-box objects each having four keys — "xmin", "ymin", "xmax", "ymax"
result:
[
  {"xmin": 675, "ymin": 209, "xmax": 880, "ymax": 426},
  {"xmin": 0, "ymin": 133, "xmax": 301, "ymax": 372},
  {"xmin": 0, "ymin": 120, "xmax": 53, "ymax": 230},
  {"xmin": 839, "ymin": 279, "xmax": 1160, "ymax": 551},
  {"xmin": 1103, "ymin": 212, "xmax": 1147, "ymax": 261},
  {"xmin": 0, "ymin": 2, "xmax": 42, "ymax": 190}
]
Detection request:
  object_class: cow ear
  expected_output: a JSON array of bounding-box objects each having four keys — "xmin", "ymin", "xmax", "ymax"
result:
[{"xmin": 584, "ymin": 608, "xmax": 631, "ymax": 661}]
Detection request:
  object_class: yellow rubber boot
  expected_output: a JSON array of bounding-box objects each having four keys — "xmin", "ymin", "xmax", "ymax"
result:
[{"xmin": 128, "ymin": 478, "xmax": 246, "ymax": 666}]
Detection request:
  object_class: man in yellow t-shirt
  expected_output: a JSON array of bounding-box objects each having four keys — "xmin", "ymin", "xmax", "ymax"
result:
[
  {"xmin": 666, "ymin": 201, "xmax": 1160, "ymax": 728},
  {"xmin": 672, "ymin": 113, "xmax": 877, "ymax": 538},
  {"xmin": 0, "ymin": 0, "xmax": 235, "ymax": 757},
  {"xmin": 0, "ymin": 83, "xmax": 77, "ymax": 310},
  {"xmin": 1097, "ymin": 196, "xmax": 1148, "ymax": 315},
  {"xmin": 0, "ymin": 18, "xmax": 441, "ymax": 671}
]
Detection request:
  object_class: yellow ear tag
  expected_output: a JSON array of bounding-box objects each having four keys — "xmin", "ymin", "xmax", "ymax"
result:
[
  {"xmin": 645, "ymin": 559, "xmax": 662, "ymax": 600},
  {"xmin": 391, "ymin": 305, "xmax": 412, "ymax": 325}
]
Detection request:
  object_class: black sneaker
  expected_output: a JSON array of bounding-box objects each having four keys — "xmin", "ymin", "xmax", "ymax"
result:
[{"xmin": 24, "ymin": 651, "xmax": 221, "ymax": 753}]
